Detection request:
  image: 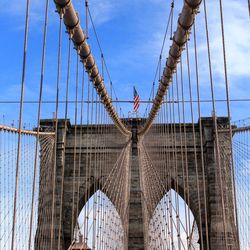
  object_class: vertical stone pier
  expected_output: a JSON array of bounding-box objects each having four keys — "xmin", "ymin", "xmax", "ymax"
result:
[
  {"xmin": 34, "ymin": 117, "xmax": 239, "ymax": 250},
  {"xmin": 127, "ymin": 119, "xmax": 144, "ymax": 249}
]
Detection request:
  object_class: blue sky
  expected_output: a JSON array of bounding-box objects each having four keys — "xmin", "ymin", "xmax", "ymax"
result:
[
  {"xmin": 0, "ymin": 0, "xmax": 249, "ymax": 126},
  {"xmin": 0, "ymin": 1, "xmax": 249, "ymax": 248}
]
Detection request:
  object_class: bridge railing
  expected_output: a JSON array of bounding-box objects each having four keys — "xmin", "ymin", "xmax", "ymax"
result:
[{"xmin": 231, "ymin": 119, "xmax": 250, "ymax": 250}]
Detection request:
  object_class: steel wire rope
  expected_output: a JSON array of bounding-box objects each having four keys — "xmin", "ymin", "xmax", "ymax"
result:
[
  {"xmin": 86, "ymin": 76, "xmax": 95, "ymax": 248},
  {"xmin": 58, "ymin": 36, "xmax": 72, "ymax": 249},
  {"xmin": 101, "ymin": 43, "xmax": 108, "ymax": 248},
  {"xmin": 219, "ymin": 0, "xmax": 240, "ymax": 246},
  {"xmin": 171, "ymin": 77, "xmax": 182, "ymax": 249},
  {"xmin": 145, "ymin": 5, "xmax": 173, "ymax": 116},
  {"xmin": 192, "ymin": 19, "xmax": 209, "ymax": 249},
  {"xmin": 71, "ymin": 48, "xmax": 80, "ymax": 243},
  {"xmin": 53, "ymin": 0, "xmax": 130, "ymax": 136},
  {"xmin": 105, "ymin": 147, "xmax": 128, "ymax": 242},
  {"xmin": 163, "ymin": 95, "xmax": 171, "ymax": 249},
  {"xmin": 87, "ymin": 5, "xmax": 125, "ymax": 120},
  {"xmin": 179, "ymin": 55, "xmax": 192, "ymax": 247},
  {"xmin": 167, "ymin": 90, "xmax": 174, "ymax": 248},
  {"xmin": 11, "ymin": 0, "xmax": 30, "ymax": 249},
  {"xmin": 142, "ymin": 129, "xmax": 188, "ymax": 246},
  {"xmin": 83, "ymin": 75, "xmax": 90, "ymax": 245},
  {"xmin": 99, "ymin": 44, "xmax": 107, "ymax": 249},
  {"xmin": 91, "ymin": 91, "xmax": 98, "ymax": 250},
  {"xmin": 203, "ymin": 0, "xmax": 229, "ymax": 247},
  {"xmin": 97, "ymin": 106, "xmax": 104, "ymax": 249},
  {"xmin": 100, "ymin": 111, "xmax": 107, "ymax": 250},
  {"xmin": 75, "ymin": 67, "xmax": 85, "ymax": 248},
  {"xmin": 2, "ymin": 98, "xmax": 250, "ymax": 105},
  {"xmin": 50, "ymin": 13, "xmax": 63, "ymax": 249},
  {"xmin": 112, "ymin": 150, "xmax": 128, "ymax": 220},
  {"xmin": 96, "ymin": 97, "xmax": 104, "ymax": 248},
  {"xmin": 175, "ymin": 68, "xmax": 189, "ymax": 248},
  {"xmin": 232, "ymin": 134, "xmax": 250, "ymax": 248},
  {"xmin": 168, "ymin": 87, "xmax": 189, "ymax": 249},
  {"xmin": 139, "ymin": 0, "xmax": 202, "ymax": 136},
  {"xmin": 95, "ymin": 93, "xmax": 103, "ymax": 249},
  {"xmin": 39, "ymin": 136, "xmax": 55, "ymax": 249},
  {"xmin": 162, "ymin": 98, "xmax": 171, "ymax": 249},
  {"xmin": 99, "ymin": 104, "xmax": 106, "ymax": 249},
  {"xmin": 164, "ymin": 96, "xmax": 172, "ymax": 247},
  {"xmin": 116, "ymin": 145, "xmax": 130, "ymax": 220},
  {"xmin": 160, "ymin": 107, "xmax": 169, "ymax": 248},
  {"xmin": 248, "ymin": 0, "xmax": 250, "ymax": 17},
  {"xmin": 83, "ymin": 0, "xmax": 90, "ymax": 242},
  {"xmin": 152, "ymin": 102, "xmax": 163, "ymax": 246},
  {"xmin": 185, "ymin": 38, "xmax": 204, "ymax": 250},
  {"xmin": 96, "ymin": 41, "xmax": 123, "ymax": 248},
  {"xmin": 159, "ymin": 102, "xmax": 168, "ymax": 247},
  {"xmin": 170, "ymin": 1, "xmax": 174, "ymax": 40},
  {"xmin": 2, "ymin": 131, "xmax": 12, "ymax": 247},
  {"xmin": 105, "ymin": 112, "xmax": 111, "ymax": 250}
]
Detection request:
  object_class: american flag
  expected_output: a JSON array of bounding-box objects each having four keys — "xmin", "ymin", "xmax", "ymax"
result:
[{"xmin": 133, "ymin": 86, "xmax": 140, "ymax": 112}]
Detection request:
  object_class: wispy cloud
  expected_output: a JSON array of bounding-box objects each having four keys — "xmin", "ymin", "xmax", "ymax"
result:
[
  {"xmin": 74, "ymin": 0, "xmax": 126, "ymax": 26},
  {"xmin": 0, "ymin": 0, "xmax": 57, "ymax": 32},
  {"xmin": 0, "ymin": 0, "xmax": 248, "ymax": 120},
  {"xmin": 0, "ymin": 0, "xmax": 44, "ymax": 20},
  {"xmin": 197, "ymin": 0, "xmax": 250, "ymax": 79}
]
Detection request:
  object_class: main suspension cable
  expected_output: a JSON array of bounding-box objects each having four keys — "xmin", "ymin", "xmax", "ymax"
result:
[{"xmin": 139, "ymin": 0, "xmax": 202, "ymax": 136}]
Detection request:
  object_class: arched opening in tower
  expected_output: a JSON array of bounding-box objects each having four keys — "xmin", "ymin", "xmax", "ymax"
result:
[
  {"xmin": 69, "ymin": 190, "xmax": 124, "ymax": 250},
  {"xmin": 147, "ymin": 189, "xmax": 200, "ymax": 249}
]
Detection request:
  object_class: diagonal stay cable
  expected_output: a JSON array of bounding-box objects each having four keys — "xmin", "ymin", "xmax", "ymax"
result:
[
  {"xmin": 87, "ymin": 6, "xmax": 124, "ymax": 115},
  {"xmin": 53, "ymin": 0, "xmax": 130, "ymax": 136},
  {"xmin": 139, "ymin": 0, "xmax": 202, "ymax": 136}
]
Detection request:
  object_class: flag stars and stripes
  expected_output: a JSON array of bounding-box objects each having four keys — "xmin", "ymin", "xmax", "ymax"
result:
[{"xmin": 133, "ymin": 86, "xmax": 140, "ymax": 112}]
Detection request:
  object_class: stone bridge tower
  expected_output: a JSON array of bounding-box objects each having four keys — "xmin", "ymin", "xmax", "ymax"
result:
[{"xmin": 35, "ymin": 117, "xmax": 239, "ymax": 249}]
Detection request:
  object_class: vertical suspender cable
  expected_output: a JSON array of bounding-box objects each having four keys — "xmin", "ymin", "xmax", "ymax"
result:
[
  {"xmin": 170, "ymin": 1, "xmax": 174, "ymax": 40},
  {"xmin": 139, "ymin": 0, "xmax": 202, "ymax": 136},
  {"xmin": 83, "ymin": 0, "xmax": 89, "ymax": 243},
  {"xmin": 84, "ymin": 73, "xmax": 90, "ymax": 244},
  {"xmin": 168, "ymin": 90, "xmax": 174, "ymax": 248},
  {"xmin": 219, "ymin": 0, "xmax": 240, "ymax": 247},
  {"xmin": 164, "ymin": 97, "xmax": 171, "ymax": 247},
  {"xmin": 58, "ymin": 36, "xmax": 72, "ymax": 249},
  {"xmin": 193, "ymin": 19, "xmax": 209, "ymax": 249},
  {"xmin": 175, "ymin": 68, "xmax": 189, "ymax": 248},
  {"xmin": 11, "ymin": 0, "xmax": 30, "ymax": 249},
  {"xmin": 203, "ymin": 0, "xmax": 228, "ymax": 248},
  {"xmin": 75, "ymin": 67, "xmax": 85, "ymax": 242},
  {"xmin": 71, "ymin": 48, "xmax": 79, "ymax": 241},
  {"xmin": 28, "ymin": 1, "xmax": 49, "ymax": 249},
  {"xmin": 180, "ymin": 56, "xmax": 191, "ymax": 242},
  {"xmin": 92, "ymin": 92, "xmax": 98, "ymax": 250},
  {"xmin": 171, "ymin": 80, "xmax": 181, "ymax": 249},
  {"xmin": 248, "ymin": 0, "xmax": 250, "ymax": 17},
  {"xmin": 50, "ymin": 13, "xmax": 63, "ymax": 250},
  {"xmin": 186, "ymin": 39, "xmax": 204, "ymax": 250}
]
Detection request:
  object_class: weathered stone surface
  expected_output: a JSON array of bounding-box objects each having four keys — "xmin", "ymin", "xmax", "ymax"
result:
[
  {"xmin": 127, "ymin": 119, "xmax": 144, "ymax": 249},
  {"xmin": 35, "ymin": 117, "xmax": 239, "ymax": 250},
  {"xmin": 143, "ymin": 117, "xmax": 239, "ymax": 250}
]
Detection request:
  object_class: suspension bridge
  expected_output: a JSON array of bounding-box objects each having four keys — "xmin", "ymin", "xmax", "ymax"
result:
[{"xmin": 0, "ymin": 0, "xmax": 249, "ymax": 249}]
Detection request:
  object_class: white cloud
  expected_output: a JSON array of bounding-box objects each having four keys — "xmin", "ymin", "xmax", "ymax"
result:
[
  {"xmin": 74, "ymin": 0, "xmax": 125, "ymax": 26},
  {"xmin": 202, "ymin": 0, "xmax": 250, "ymax": 78},
  {"xmin": 0, "ymin": 0, "xmax": 55, "ymax": 31},
  {"xmin": 0, "ymin": 0, "xmax": 44, "ymax": 18}
]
